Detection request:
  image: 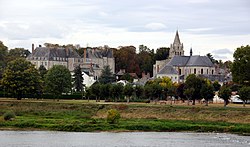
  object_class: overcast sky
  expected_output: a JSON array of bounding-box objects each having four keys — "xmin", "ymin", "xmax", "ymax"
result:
[{"xmin": 0, "ymin": 0, "xmax": 249, "ymax": 61}]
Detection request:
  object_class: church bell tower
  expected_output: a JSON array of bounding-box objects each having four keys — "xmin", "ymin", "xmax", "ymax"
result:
[{"xmin": 169, "ymin": 30, "xmax": 184, "ymax": 58}]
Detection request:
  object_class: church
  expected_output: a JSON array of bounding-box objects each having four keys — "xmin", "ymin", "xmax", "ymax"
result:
[{"xmin": 153, "ymin": 31, "xmax": 215, "ymax": 83}]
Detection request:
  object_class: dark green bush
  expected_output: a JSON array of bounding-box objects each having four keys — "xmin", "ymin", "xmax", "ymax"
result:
[{"xmin": 3, "ymin": 111, "xmax": 15, "ymax": 121}]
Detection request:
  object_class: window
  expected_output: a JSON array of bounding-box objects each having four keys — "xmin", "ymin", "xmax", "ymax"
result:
[
  {"xmin": 212, "ymin": 70, "xmax": 214, "ymax": 75},
  {"xmin": 201, "ymin": 69, "xmax": 203, "ymax": 74},
  {"xmin": 45, "ymin": 62, "xmax": 47, "ymax": 66},
  {"xmin": 179, "ymin": 69, "xmax": 181, "ymax": 75},
  {"xmin": 194, "ymin": 68, "xmax": 196, "ymax": 74},
  {"xmin": 207, "ymin": 69, "xmax": 208, "ymax": 74}
]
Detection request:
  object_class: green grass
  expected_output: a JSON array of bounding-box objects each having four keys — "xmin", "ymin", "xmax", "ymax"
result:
[{"xmin": 0, "ymin": 99, "xmax": 250, "ymax": 135}]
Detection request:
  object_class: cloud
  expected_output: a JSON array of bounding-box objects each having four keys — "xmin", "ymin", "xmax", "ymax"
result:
[
  {"xmin": 145, "ymin": 23, "xmax": 167, "ymax": 31},
  {"xmin": 212, "ymin": 49, "xmax": 233, "ymax": 54}
]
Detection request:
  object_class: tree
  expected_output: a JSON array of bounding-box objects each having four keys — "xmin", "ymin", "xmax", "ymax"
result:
[
  {"xmin": 218, "ymin": 85, "xmax": 232, "ymax": 107},
  {"xmin": 238, "ymin": 86, "xmax": 250, "ymax": 107},
  {"xmin": 90, "ymin": 83, "xmax": 101, "ymax": 102},
  {"xmin": 176, "ymin": 83, "xmax": 185, "ymax": 101},
  {"xmin": 1, "ymin": 58, "xmax": 42, "ymax": 100},
  {"xmin": 73, "ymin": 65, "xmax": 83, "ymax": 92},
  {"xmin": 44, "ymin": 65, "xmax": 72, "ymax": 98},
  {"xmin": 123, "ymin": 84, "xmax": 134, "ymax": 103},
  {"xmin": 184, "ymin": 74, "xmax": 203, "ymax": 105},
  {"xmin": 99, "ymin": 65, "xmax": 115, "ymax": 84},
  {"xmin": 201, "ymin": 79, "xmax": 215, "ymax": 106},
  {"xmin": 213, "ymin": 81, "xmax": 221, "ymax": 91},
  {"xmin": 184, "ymin": 88, "xmax": 195, "ymax": 105},
  {"xmin": 120, "ymin": 73, "xmax": 133, "ymax": 83},
  {"xmin": 0, "ymin": 41, "xmax": 8, "ymax": 78},
  {"xmin": 206, "ymin": 53, "xmax": 218, "ymax": 64},
  {"xmin": 135, "ymin": 85, "xmax": 144, "ymax": 99},
  {"xmin": 114, "ymin": 46, "xmax": 140, "ymax": 76},
  {"xmin": 232, "ymin": 45, "xmax": 250, "ymax": 86},
  {"xmin": 7, "ymin": 48, "xmax": 30, "ymax": 60},
  {"xmin": 38, "ymin": 65, "xmax": 47, "ymax": 79},
  {"xmin": 155, "ymin": 47, "xmax": 170, "ymax": 60},
  {"xmin": 137, "ymin": 45, "xmax": 155, "ymax": 76},
  {"xmin": 100, "ymin": 84, "xmax": 111, "ymax": 101},
  {"xmin": 110, "ymin": 83, "xmax": 124, "ymax": 102}
]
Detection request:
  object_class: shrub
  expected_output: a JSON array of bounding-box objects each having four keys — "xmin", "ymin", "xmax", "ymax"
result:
[
  {"xmin": 3, "ymin": 111, "xmax": 15, "ymax": 121},
  {"xmin": 107, "ymin": 109, "xmax": 120, "ymax": 124}
]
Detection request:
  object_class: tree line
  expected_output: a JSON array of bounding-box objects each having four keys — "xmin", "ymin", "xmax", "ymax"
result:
[{"xmin": 0, "ymin": 41, "xmax": 249, "ymax": 106}]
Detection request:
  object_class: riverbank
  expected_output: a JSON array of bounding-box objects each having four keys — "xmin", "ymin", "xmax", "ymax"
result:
[{"xmin": 0, "ymin": 99, "xmax": 250, "ymax": 135}]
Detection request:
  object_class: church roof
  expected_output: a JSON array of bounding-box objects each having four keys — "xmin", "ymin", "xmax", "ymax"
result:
[
  {"xmin": 158, "ymin": 65, "xmax": 178, "ymax": 75},
  {"xmin": 167, "ymin": 55, "xmax": 214, "ymax": 67},
  {"xmin": 173, "ymin": 30, "xmax": 181, "ymax": 45},
  {"xmin": 85, "ymin": 48, "xmax": 113, "ymax": 59},
  {"xmin": 27, "ymin": 47, "xmax": 80, "ymax": 60}
]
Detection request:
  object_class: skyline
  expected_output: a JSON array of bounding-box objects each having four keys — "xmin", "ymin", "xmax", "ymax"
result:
[{"xmin": 0, "ymin": 0, "xmax": 249, "ymax": 61}]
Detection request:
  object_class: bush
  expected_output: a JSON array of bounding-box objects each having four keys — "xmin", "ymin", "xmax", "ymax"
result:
[
  {"xmin": 107, "ymin": 109, "xmax": 120, "ymax": 124},
  {"xmin": 3, "ymin": 111, "xmax": 15, "ymax": 121}
]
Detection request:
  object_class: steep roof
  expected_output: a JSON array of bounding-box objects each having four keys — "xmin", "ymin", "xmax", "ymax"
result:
[
  {"xmin": 167, "ymin": 55, "xmax": 214, "ymax": 67},
  {"xmin": 27, "ymin": 47, "xmax": 80, "ymax": 60},
  {"xmin": 173, "ymin": 30, "xmax": 181, "ymax": 45},
  {"xmin": 186, "ymin": 56, "xmax": 214, "ymax": 67},
  {"xmin": 158, "ymin": 65, "xmax": 178, "ymax": 75},
  {"xmin": 168, "ymin": 56, "xmax": 190, "ymax": 66},
  {"xmin": 85, "ymin": 48, "xmax": 113, "ymax": 59}
]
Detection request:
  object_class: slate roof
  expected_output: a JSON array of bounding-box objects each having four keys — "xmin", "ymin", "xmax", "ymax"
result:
[
  {"xmin": 158, "ymin": 65, "xmax": 178, "ymax": 75},
  {"xmin": 85, "ymin": 48, "xmax": 113, "ymax": 59},
  {"xmin": 27, "ymin": 47, "xmax": 80, "ymax": 60},
  {"xmin": 173, "ymin": 30, "xmax": 181, "ymax": 45},
  {"xmin": 167, "ymin": 55, "xmax": 214, "ymax": 67}
]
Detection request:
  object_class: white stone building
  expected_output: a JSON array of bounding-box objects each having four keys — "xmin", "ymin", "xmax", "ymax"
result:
[{"xmin": 154, "ymin": 31, "xmax": 216, "ymax": 82}]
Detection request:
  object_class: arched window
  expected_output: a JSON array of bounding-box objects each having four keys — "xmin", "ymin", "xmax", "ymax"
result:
[
  {"xmin": 212, "ymin": 70, "xmax": 214, "ymax": 75},
  {"xmin": 201, "ymin": 69, "xmax": 203, "ymax": 74},
  {"xmin": 194, "ymin": 68, "xmax": 196, "ymax": 74}
]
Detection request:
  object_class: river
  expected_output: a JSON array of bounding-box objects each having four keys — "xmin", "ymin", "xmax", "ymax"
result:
[{"xmin": 1, "ymin": 131, "xmax": 249, "ymax": 147}]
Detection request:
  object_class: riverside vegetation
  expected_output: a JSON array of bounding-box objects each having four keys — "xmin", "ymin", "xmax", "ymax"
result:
[{"xmin": 0, "ymin": 99, "xmax": 250, "ymax": 135}]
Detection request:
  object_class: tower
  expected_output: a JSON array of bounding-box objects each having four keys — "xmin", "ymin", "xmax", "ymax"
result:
[
  {"xmin": 190, "ymin": 48, "xmax": 193, "ymax": 56},
  {"xmin": 169, "ymin": 30, "xmax": 184, "ymax": 58}
]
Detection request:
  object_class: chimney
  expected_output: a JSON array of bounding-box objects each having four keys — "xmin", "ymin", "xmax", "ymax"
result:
[
  {"xmin": 32, "ymin": 44, "xmax": 34, "ymax": 53},
  {"xmin": 84, "ymin": 48, "xmax": 87, "ymax": 62}
]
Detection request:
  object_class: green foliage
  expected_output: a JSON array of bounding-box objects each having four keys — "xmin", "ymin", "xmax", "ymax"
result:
[
  {"xmin": 1, "ymin": 58, "xmax": 42, "ymax": 100},
  {"xmin": 155, "ymin": 47, "xmax": 170, "ymax": 60},
  {"xmin": 219, "ymin": 85, "xmax": 232, "ymax": 107},
  {"xmin": 232, "ymin": 45, "xmax": 250, "ymax": 85},
  {"xmin": 200, "ymin": 79, "xmax": 214, "ymax": 105},
  {"xmin": 213, "ymin": 81, "xmax": 221, "ymax": 91},
  {"xmin": 239, "ymin": 86, "xmax": 250, "ymax": 106},
  {"xmin": 3, "ymin": 111, "xmax": 15, "ymax": 121},
  {"xmin": 120, "ymin": 73, "xmax": 133, "ymax": 83},
  {"xmin": 38, "ymin": 65, "xmax": 47, "ymax": 79},
  {"xmin": 137, "ymin": 45, "xmax": 155, "ymax": 76},
  {"xmin": 73, "ymin": 65, "xmax": 83, "ymax": 92},
  {"xmin": 135, "ymin": 85, "xmax": 144, "ymax": 99},
  {"xmin": 110, "ymin": 84, "xmax": 124, "ymax": 101},
  {"xmin": 44, "ymin": 65, "xmax": 72, "ymax": 97},
  {"xmin": 184, "ymin": 74, "xmax": 203, "ymax": 105},
  {"xmin": 99, "ymin": 65, "xmax": 115, "ymax": 84},
  {"xmin": 7, "ymin": 48, "xmax": 30, "ymax": 61},
  {"xmin": 206, "ymin": 53, "xmax": 218, "ymax": 64},
  {"xmin": 177, "ymin": 83, "xmax": 185, "ymax": 99},
  {"xmin": 123, "ymin": 84, "xmax": 134, "ymax": 102},
  {"xmin": 107, "ymin": 109, "xmax": 120, "ymax": 124}
]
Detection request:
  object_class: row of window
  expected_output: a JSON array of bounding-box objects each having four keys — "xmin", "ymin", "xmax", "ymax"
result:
[{"xmin": 178, "ymin": 68, "xmax": 214, "ymax": 75}]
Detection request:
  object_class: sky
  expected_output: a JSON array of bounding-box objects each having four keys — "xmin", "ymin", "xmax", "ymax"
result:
[{"xmin": 0, "ymin": 0, "xmax": 249, "ymax": 61}]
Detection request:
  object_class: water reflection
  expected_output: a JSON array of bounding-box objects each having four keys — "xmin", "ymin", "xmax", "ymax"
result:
[{"xmin": 1, "ymin": 131, "xmax": 249, "ymax": 147}]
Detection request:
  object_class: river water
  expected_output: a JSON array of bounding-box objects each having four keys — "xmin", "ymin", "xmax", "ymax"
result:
[{"xmin": 1, "ymin": 131, "xmax": 250, "ymax": 147}]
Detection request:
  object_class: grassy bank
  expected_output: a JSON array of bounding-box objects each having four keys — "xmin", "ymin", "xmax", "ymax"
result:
[{"xmin": 0, "ymin": 99, "xmax": 250, "ymax": 135}]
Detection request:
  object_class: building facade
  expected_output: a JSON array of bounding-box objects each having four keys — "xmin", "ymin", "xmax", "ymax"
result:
[
  {"xmin": 154, "ymin": 31, "xmax": 216, "ymax": 82},
  {"xmin": 27, "ymin": 44, "xmax": 115, "ymax": 87}
]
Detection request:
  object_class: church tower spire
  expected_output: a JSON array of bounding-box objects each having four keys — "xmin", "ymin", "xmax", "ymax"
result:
[
  {"xmin": 190, "ymin": 48, "xmax": 193, "ymax": 56},
  {"xmin": 169, "ymin": 30, "xmax": 184, "ymax": 58}
]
